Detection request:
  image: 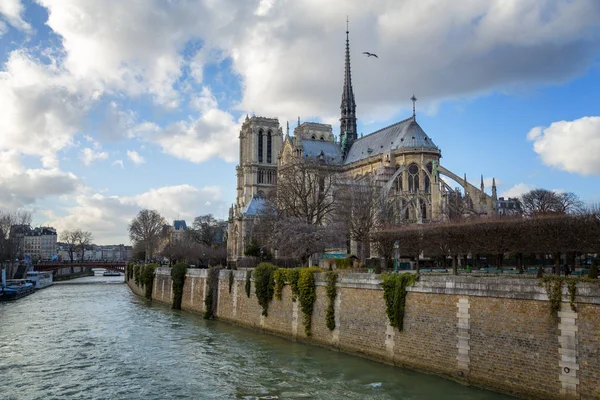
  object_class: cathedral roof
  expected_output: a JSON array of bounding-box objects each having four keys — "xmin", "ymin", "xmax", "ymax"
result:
[
  {"xmin": 344, "ymin": 117, "xmax": 439, "ymax": 164},
  {"xmin": 301, "ymin": 139, "xmax": 344, "ymax": 164},
  {"xmin": 242, "ymin": 196, "xmax": 266, "ymax": 216}
]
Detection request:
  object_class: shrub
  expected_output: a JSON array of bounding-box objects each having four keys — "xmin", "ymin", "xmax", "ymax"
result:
[
  {"xmin": 171, "ymin": 263, "xmax": 188, "ymax": 310},
  {"xmin": 298, "ymin": 267, "xmax": 321, "ymax": 336},
  {"xmin": 133, "ymin": 264, "xmax": 142, "ymax": 286},
  {"xmin": 204, "ymin": 267, "xmax": 221, "ymax": 319},
  {"xmin": 380, "ymin": 273, "xmax": 417, "ymax": 330},
  {"xmin": 589, "ymin": 263, "xmax": 599, "ymax": 279},
  {"xmin": 286, "ymin": 268, "xmax": 301, "ymax": 302},
  {"xmin": 254, "ymin": 263, "xmax": 278, "ymax": 316},
  {"xmin": 325, "ymin": 272, "xmax": 338, "ymax": 330},
  {"xmin": 141, "ymin": 263, "xmax": 158, "ymax": 299},
  {"xmin": 245, "ymin": 270, "xmax": 252, "ymax": 298}
]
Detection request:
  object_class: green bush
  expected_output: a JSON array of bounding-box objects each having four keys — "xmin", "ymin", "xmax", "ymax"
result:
[
  {"xmin": 133, "ymin": 264, "xmax": 142, "ymax": 286},
  {"xmin": 141, "ymin": 263, "xmax": 158, "ymax": 300},
  {"xmin": 285, "ymin": 268, "xmax": 300, "ymax": 302},
  {"xmin": 228, "ymin": 270, "xmax": 234, "ymax": 293},
  {"xmin": 298, "ymin": 267, "xmax": 321, "ymax": 336},
  {"xmin": 254, "ymin": 263, "xmax": 278, "ymax": 316},
  {"xmin": 204, "ymin": 267, "xmax": 221, "ymax": 319},
  {"xmin": 380, "ymin": 273, "xmax": 417, "ymax": 330},
  {"xmin": 245, "ymin": 270, "xmax": 252, "ymax": 298},
  {"xmin": 273, "ymin": 268, "xmax": 287, "ymax": 300},
  {"xmin": 325, "ymin": 272, "xmax": 338, "ymax": 330},
  {"xmin": 589, "ymin": 264, "xmax": 599, "ymax": 279},
  {"xmin": 171, "ymin": 263, "xmax": 188, "ymax": 310},
  {"xmin": 334, "ymin": 258, "xmax": 353, "ymax": 269}
]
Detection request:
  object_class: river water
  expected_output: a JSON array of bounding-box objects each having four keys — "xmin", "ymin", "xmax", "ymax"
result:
[{"xmin": 0, "ymin": 277, "xmax": 513, "ymax": 400}]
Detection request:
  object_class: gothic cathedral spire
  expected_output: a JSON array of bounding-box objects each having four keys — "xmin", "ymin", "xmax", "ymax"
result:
[{"xmin": 340, "ymin": 18, "xmax": 357, "ymax": 158}]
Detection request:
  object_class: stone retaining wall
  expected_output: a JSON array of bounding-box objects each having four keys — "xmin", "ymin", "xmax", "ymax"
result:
[{"xmin": 127, "ymin": 269, "xmax": 600, "ymax": 400}]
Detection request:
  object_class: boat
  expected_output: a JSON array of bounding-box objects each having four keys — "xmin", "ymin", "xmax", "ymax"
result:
[
  {"xmin": 103, "ymin": 270, "xmax": 121, "ymax": 277},
  {"xmin": 0, "ymin": 280, "xmax": 35, "ymax": 301},
  {"xmin": 25, "ymin": 271, "xmax": 53, "ymax": 289}
]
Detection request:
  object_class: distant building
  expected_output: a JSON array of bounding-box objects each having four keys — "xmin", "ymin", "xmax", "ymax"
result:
[
  {"xmin": 497, "ymin": 197, "xmax": 523, "ymax": 216},
  {"xmin": 173, "ymin": 220, "xmax": 187, "ymax": 242},
  {"xmin": 24, "ymin": 227, "xmax": 57, "ymax": 260}
]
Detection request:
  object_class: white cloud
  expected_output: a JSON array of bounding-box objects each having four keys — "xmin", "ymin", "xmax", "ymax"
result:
[
  {"xmin": 0, "ymin": 0, "xmax": 31, "ymax": 32},
  {"xmin": 81, "ymin": 147, "xmax": 108, "ymax": 165},
  {"xmin": 502, "ymin": 183, "xmax": 536, "ymax": 198},
  {"xmin": 528, "ymin": 116, "xmax": 600, "ymax": 175},
  {"xmin": 0, "ymin": 50, "xmax": 92, "ymax": 168},
  {"xmin": 111, "ymin": 159, "xmax": 124, "ymax": 169},
  {"xmin": 43, "ymin": 184, "xmax": 226, "ymax": 244},
  {"xmin": 0, "ymin": 150, "xmax": 81, "ymax": 208},
  {"xmin": 135, "ymin": 87, "xmax": 240, "ymax": 163},
  {"xmin": 126, "ymin": 150, "xmax": 145, "ymax": 165}
]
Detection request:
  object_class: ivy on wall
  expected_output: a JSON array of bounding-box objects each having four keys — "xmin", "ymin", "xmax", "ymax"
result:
[
  {"xmin": 325, "ymin": 272, "xmax": 338, "ymax": 331},
  {"xmin": 254, "ymin": 263, "xmax": 278, "ymax": 316},
  {"xmin": 228, "ymin": 270, "xmax": 234, "ymax": 294},
  {"xmin": 171, "ymin": 263, "xmax": 188, "ymax": 310},
  {"xmin": 245, "ymin": 270, "xmax": 252, "ymax": 298},
  {"xmin": 298, "ymin": 267, "xmax": 321, "ymax": 336},
  {"xmin": 539, "ymin": 276, "xmax": 582, "ymax": 315},
  {"xmin": 286, "ymin": 268, "xmax": 300, "ymax": 302},
  {"xmin": 204, "ymin": 267, "xmax": 221, "ymax": 320},
  {"xmin": 141, "ymin": 263, "xmax": 158, "ymax": 300},
  {"xmin": 273, "ymin": 268, "xmax": 286, "ymax": 300},
  {"xmin": 380, "ymin": 273, "xmax": 417, "ymax": 331},
  {"xmin": 133, "ymin": 264, "xmax": 141, "ymax": 286}
]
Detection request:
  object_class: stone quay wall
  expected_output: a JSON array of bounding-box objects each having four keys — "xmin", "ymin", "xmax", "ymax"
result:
[{"xmin": 127, "ymin": 269, "xmax": 600, "ymax": 400}]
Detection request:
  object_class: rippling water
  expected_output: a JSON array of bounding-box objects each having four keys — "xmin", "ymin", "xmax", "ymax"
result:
[{"xmin": 0, "ymin": 279, "xmax": 513, "ymax": 399}]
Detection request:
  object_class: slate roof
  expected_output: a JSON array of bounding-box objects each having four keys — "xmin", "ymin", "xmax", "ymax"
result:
[
  {"xmin": 344, "ymin": 117, "xmax": 439, "ymax": 165},
  {"xmin": 301, "ymin": 139, "xmax": 344, "ymax": 164},
  {"xmin": 174, "ymin": 220, "xmax": 187, "ymax": 230},
  {"xmin": 243, "ymin": 196, "xmax": 266, "ymax": 216}
]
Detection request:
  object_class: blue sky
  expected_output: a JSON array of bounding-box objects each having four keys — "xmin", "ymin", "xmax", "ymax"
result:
[{"xmin": 1, "ymin": 0, "xmax": 599, "ymax": 244}]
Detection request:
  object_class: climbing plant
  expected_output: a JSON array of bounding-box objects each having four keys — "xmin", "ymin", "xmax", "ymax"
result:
[
  {"xmin": 228, "ymin": 270, "xmax": 234, "ymax": 294},
  {"xmin": 254, "ymin": 263, "xmax": 278, "ymax": 316},
  {"xmin": 245, "ymin": 270, "xmax": 252, "ymax": 298},
  {"xmin": 204, "ymin": 267, "xmax": 221, "ymax": 319},
  {"xmin": 540, "ymin": 276, "xmax": 578, "ymax": 315},
  {"xmin": 380, "ymin": 273, "xmax": 418, "ymax": 330},
  {"xmin": 298, "ymin": 267, "xmax": 321, "ymax": 336},
  {"xmin": 141, "ymin": 263, "xmax": 158, "ymax": 300},
  {"xmin": 325, "ymin": 271, "xmax": 338, "ymax": 331},
  {"xmin": 134, "ymin": 264, "xmax": 143, "ymax": 286},
  {"xmin": 274, "ymin": 268, "xmax": 287, "ymax": 300},
  {"xmin": 286, "ymin": 268, "xmax": 300, "ymax": 302},
  {"xmin": 171, "ymin": 263, "xmax": 188, "ymax": 310}
]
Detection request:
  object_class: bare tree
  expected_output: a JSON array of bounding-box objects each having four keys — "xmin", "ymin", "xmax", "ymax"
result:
[
  {"xmin": 276, "ymin": 159, "xmax": 340, "ymax": 225},
  {"xmin": 59, "ymin": 230, "xmax": 80, "ymax": 262},
  {"xmin": 0, "ymin": 210, "xmax": 31, "ymax": 262},
  {"xmin": 336, "ymin": 175, "xmax": 381, "ymax": 264},
  {"xmin": 521, "ymin": 189, "xmax": 583, "ymax": 217},
  {"xmin": 128, "ymin": 209, "xmax": 167, "ymax": 262},
  {"xmin": 77, "ymin": 231, "xmax": 93, "ymax": 261},
  {"xmin": 188, "ymin": 214, "xmax": 224, "ymax": 247}
]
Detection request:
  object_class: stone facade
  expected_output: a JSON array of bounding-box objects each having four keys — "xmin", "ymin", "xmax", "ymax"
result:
[
  {"xmin": 128, "ymin": 272, "xmax": 600, "ymax": 399},
  {"xmin": 227, "ymin": 30, "xmax": 499, "ymax": 263}
]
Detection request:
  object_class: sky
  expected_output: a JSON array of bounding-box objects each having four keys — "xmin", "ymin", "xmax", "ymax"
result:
[{"xmin": 1, "ymin": 0, "xmax": 599, "ymax": 245}]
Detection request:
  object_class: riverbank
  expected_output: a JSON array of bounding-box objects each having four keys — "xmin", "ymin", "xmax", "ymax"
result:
[{"xmin": 127, "ymin": 268, "xmax": 600, "ymax": 400}]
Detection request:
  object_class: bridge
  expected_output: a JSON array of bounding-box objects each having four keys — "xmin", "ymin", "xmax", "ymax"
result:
[{"xmin": 34, "ymin": 261, "xmax": 127, "ymax": 273}]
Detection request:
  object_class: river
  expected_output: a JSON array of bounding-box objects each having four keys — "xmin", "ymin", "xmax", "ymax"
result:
[{"xmin": 0, "ymin": 277, "xmax": 513, "ymax": 399}]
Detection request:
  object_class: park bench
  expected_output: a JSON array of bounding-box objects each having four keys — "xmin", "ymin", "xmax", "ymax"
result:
[
  {"xmin": 571, "ymin": 269, "xmax": 589, "ymax": 276},
  {"xmin": 419, "ymin": 268, "xmax": 432, "ymax": 273}
]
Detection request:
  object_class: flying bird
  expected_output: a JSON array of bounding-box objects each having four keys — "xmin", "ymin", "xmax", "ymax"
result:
[{"xmin": 362, "ymin": 52, "xmax": 378, "ymax": 58}]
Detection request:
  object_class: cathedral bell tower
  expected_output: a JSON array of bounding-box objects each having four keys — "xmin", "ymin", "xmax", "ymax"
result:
[{"xmin": 340, "ymin": 21, "xmax": 357, "ymax": 158}]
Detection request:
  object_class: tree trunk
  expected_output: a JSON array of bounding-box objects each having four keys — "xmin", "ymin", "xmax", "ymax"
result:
[
  {"xmin": 516, "ymin": 253, "xmax": 523, "ymax": 273},
  {"xmin": 452, "ymin": 255, "xmax": 458, "ymax": 275},
  {"xmin": 554, "ymin": 252, "xmax": 561, "ymax": 275}
]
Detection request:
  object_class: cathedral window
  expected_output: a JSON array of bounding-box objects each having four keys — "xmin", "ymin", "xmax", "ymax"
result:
[
  {"xmin": 408, "ymin": 163, "xmax": 419, "ymax": 192},
  {"xmin": 425, "ymin": 162, "xmax": 432, "ymax": 193},
  {"xmin": 258, "ymin": 129, "xmax": 264, "ymax": 163},
  {"xmin": 267, "ymin": 131, "xmax": 272, "ymax": 163}
]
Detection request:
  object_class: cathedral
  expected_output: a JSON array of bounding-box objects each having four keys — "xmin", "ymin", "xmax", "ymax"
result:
[{"xmin": 227, "ymin": 28, "xmax": 497, "ymax": 263}]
